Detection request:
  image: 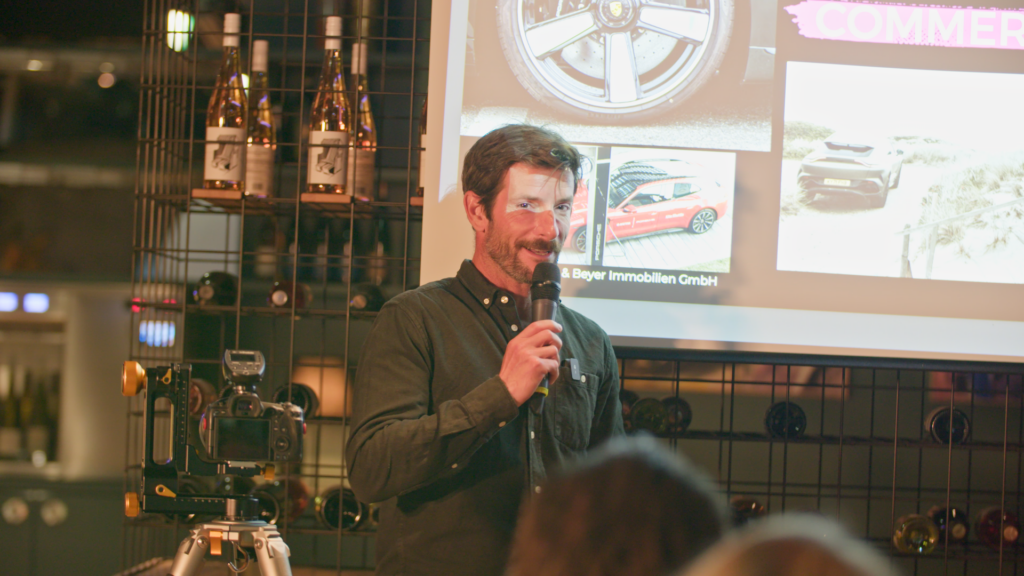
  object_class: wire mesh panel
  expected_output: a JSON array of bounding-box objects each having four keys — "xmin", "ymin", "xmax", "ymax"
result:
[
  {"xmin": 618, "ymin": 358, "xmax": 1024, "ymax": 576},
  {"xmin": 125, "ymin": 0, "xmax": 428, "ymax": 571}
]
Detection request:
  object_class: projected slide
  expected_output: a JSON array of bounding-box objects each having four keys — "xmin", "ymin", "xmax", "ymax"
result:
[
  {"xmin": 561, "ymin": 146, "xmax": 735, "ymax": 273},
  {"xmin": 459, "ymin": 0, "xmax": 777, "ymax": 152},
  {"xmin": 778, "ymin": 62, "xmax": 1024, "ymax": 285},
  {"xmin": 424, "ymin": 0, "xmax": 1024, "ymax": 364}
]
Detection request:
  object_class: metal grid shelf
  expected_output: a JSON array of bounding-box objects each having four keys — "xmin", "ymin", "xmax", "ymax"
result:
[{"xmin": 125, "ymin": 0, "xmax": 428, "ymax": 571}]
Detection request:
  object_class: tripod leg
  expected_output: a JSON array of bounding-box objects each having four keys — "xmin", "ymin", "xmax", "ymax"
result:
[
  {"xmin": 168, "ymin": 529, "xmax": 209, "ymax": 576},
  {"xmin": 253, "ymin": 532, "xmax": 293, "ymax": 576}
]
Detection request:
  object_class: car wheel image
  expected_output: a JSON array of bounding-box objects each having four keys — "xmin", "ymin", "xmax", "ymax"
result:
[
  {"xmin": 689, "ymin": 208, "xmax": 717, "ymax": 233},
  {"xmin": 497, "ymin": 0, "xmax": 735, "ymax": 123},
  {"xmin": 800, "ymin": 188, "xmax": 816, "ymax": 203},
  {"xmin": 891, "ymin": 165, "xmax": 902, "ymax": 189},
  {"xmin": 571, "ymin": 227, "xmax": 588, "ymax": 253}
]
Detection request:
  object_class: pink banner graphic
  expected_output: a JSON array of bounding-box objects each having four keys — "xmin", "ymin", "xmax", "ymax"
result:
[{"xmin": 785, "ymin": 1, "xmax": 1024, "ymax": 49}]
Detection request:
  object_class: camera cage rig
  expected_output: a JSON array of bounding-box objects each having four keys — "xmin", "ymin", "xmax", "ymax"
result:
[{"xmin": 121, "ymin": 353, "xmax": 296, "ymax": 521}]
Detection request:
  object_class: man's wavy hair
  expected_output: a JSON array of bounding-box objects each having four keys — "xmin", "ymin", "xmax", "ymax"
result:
[{"xmin": 462, "ymin": 124, "xmax": 582, "ymax": 218}]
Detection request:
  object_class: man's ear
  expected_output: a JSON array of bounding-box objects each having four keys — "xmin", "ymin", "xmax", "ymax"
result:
[{"xmin": 464, "ymin": 191, "xmax": 489, "ymax": 234}]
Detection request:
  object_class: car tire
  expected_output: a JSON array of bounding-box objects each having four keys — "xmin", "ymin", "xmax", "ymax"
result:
[
  {"xmin": 801, "ymin": 188, "xmax": 816, "ymax": 203},
  {"xmin": 497, "ymin": 0, "xmax": 735, "ymax": 123},
  {"xmin": 689, "ymin": 208, "xmax": 717, "ymax": 234},
  {"xmin": 891, "ymin": 166, "xmax": 902, "ymax": 189},
  {"xmin": 571, "ymin": 227, "xmax": 587, "ymax": 253},
  {"xmin": 869, "ymin": 184, "xmax": 889, "ymax": 208}
]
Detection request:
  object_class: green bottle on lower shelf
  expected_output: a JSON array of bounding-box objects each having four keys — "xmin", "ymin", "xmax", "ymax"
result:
[{"xmin": 893, "ymin": 514, "xmax": 939, "ymax": 554}]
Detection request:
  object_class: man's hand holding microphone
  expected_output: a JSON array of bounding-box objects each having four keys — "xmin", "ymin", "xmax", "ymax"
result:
[{"xmin": 498, "ymin": 263, "xmax": 562, "ymax": 412}]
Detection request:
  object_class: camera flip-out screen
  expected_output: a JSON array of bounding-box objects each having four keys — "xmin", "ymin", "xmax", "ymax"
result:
[{"xmin": 216, "ymin": 418, "xmax": 272, "ymax": 461}]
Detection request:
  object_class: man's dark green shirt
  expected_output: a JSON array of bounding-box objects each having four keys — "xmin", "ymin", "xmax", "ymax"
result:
[{"xmin": 346, "ymin": 260, "xmax": 623, "ymax": 576}]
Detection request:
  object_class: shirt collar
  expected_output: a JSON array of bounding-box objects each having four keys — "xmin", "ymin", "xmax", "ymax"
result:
[{"xmin": 456, "ymin": 259, "xmax": 506, "ymax": 309}]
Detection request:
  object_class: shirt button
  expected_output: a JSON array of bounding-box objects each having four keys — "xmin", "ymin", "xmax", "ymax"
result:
[
  {"xmin": 483, "ymin": 298, "xmax": 490, "ymax": 305},
  {"xmin": 581, "ymin": 375, "xmax": 587, "ymax": 383},
  {"xmin": 452, "ymin": 463, "xmax": 458, "ymax": 469},
  {"xmin": 511, "ymin": 324, "xmax": 519, "ymax": 332},
  {"xmin": 500, "ymin": 296, "xmax": 509, "ymax": 304},
  {"xmin": 530, "ymin": 431, "xmax": 535, "ymax": 440},
  {"xmin": 534, "ymin": 486, "xmax": 542, "ymax": 494}
]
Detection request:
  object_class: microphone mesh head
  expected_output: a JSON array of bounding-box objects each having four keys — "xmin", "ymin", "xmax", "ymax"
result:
[{"xmin": 531, "ymin": 263, "xmax": 561, "ymax": 301}]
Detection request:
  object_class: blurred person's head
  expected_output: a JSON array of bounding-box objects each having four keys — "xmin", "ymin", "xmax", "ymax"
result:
[
  {"xmin": 679, "ymin": 514, "xmax": 899, "ymax": 576},
  {"xmin": 506, "ymin": 434, "xmax": 728, "ymax": 576}
]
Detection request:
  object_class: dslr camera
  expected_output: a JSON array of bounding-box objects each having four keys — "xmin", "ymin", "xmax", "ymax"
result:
[
  {"xmin": 121, "ymin": 349, "xmax": 304, "ymax": 520},
  {"xmin": 200, "ymin": 350, "xmax": 304, "ymax": 463}
]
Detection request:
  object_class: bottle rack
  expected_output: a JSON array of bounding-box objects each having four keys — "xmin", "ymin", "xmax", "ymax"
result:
[
  {"xmin": 124, "ymin": 0, "xmax": 427, "ymax": 571},
  {"xmin": 618, "ymin": 358, "xmax": 1024, "ymax": 574}
]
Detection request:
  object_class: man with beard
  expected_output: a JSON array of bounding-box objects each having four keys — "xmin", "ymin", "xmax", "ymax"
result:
[{"xmin": 346, "ymin": 124, "xmax": 624, "ymax": 576}]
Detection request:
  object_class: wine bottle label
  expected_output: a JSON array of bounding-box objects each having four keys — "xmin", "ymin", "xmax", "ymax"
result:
[
  {"xmin": 245, "ymin": 144, "xmax": 274, "ymax": 197},
  {"xmin": 308, "ymin": 131, "xmax": 348, "ymax": 186},
  {"xmin": 346, "ymin": 147, "xmax": 375, "ymax": 200},
  {"xmin": 0, "ymin": 427, "xmax": 21, "ymax": 457},
  {"xmin": 205, "ymin": 126, "xmax": 245, "ymax": 182}
]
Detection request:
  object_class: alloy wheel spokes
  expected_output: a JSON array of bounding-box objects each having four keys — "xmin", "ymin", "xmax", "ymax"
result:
[
  {"xmin": 604, "ymin": 32, "xmax": 642, "ymax": 102},
  {"xmin": 637, "ymin": 3, "xmax": 710, "ymax": 45},
  {"xmin": 525, "ymin": 9, "xmax": 600, "ymax": 58}
]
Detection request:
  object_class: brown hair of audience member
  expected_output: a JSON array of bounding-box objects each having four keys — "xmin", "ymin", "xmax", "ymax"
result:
[
  {"xmin": 506, "ymin": 434, "xmax": 728, "ymax": 576},
  {"xmin": 462, "ymin": 124, "xmax": 583, "ymax": 219},
  {"xmin": 680, "ymin": 514, "xmax": 899, "ymax": 576}
]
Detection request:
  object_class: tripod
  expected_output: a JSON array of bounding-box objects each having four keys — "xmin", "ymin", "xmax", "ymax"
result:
[{"xmin": 168, "ymin": 519, "xmax": 292, "ymax": 576}]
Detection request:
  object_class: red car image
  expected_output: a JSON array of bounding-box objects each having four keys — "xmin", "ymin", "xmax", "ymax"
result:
[{"xmin": 569, "ymin": 160, "xmax": 730, "ymax": 252}]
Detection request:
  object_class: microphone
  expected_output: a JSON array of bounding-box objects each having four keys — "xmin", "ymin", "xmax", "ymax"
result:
[{"xmin": 528, "ymin": 262, "xmax": 561, "ymax": 415}]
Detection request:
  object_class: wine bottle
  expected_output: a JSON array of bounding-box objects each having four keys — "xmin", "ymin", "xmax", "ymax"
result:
[
  {"xmin": 349, "ymin": 283, "xmax": 385, "ymax": 312},
  {"xmin": 188, "ymin": 378, "xmax": 218, "ymax": 418},
  {"xmin": 250, "ymin": 477, "xmax": 310, "ymax": 525},
  {"xmin": 0, "ymin": 362, "xmax": 21, "ymax": 459},
  {"xmin": 764, "ymin": 401, "xmax": 807, "ymax": 439},
  {"xmin": 193, "ymin": 271, "xmax": 238, "ymax": 306},
  {"xmin": 619, "ymin": 389, "xmax": 639, "ymax": 433},
  {"xmin": 662, "ymin": 396, "xmax": 692, "ymax": 435},
  {"xmin": 346, "ymin": 42, "xmax": 376, "ymax": 202},
  {"xmin": 203, "ymin": 13, "xmax": 247, "ymax": 190},
  {"xmin": 927, "ymin": 506, "xmax": 969, "ymax": 545},
  {"xmin": 254, "ymin": 220, "xmax": 279, "ymax": 279},
  {"xmin": 315, "ymin": 486, "xmax": 368, "ymax": 530},
  {"xmin": 630, "ymin": 397, "xmax": 669, "ymax": 435},
  {"xmin": 893, "ymin": 514, "xmax": 939, "ymax": 554},
  {"xmin": 729, "ymin": 496, "xmax": 766, "ymax": 527},
  {"xmin": 927, "ymin": 406, "xmax": 970, "ymax": 445},
  {"xmin": 245, "ymin": 39, "xmax": 275, "ymax": 198},
  {"xmin": 366, "ymin": 219, "xmax": 387, "ymax": 286},
  {"xmin": 272, "ymin": 383, "xmax": 320, "ymax": 418},
  {"xmin": 268, "ymin": 281, "xmax": 312, "ymax": 309},
  {"xmin": 46, "ymin": 367, "xmax": 60, "ymax": 461},
  {"xmin": 307, "ymin": 16, "xmax": 350, "ymax": 195},
  {"xmin": 11, "ymin": 364, "xmax": 27, "ymax": 459},
  {"xmin": 976, "ymin": 507, "xmax": 1020, "ymax": 550},
  {"xmin": 24, "ymin": 371, "xmax": 50, "ymax": 464}
]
